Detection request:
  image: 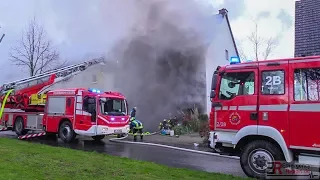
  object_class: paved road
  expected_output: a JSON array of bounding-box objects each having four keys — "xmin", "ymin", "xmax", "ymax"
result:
[{"xmin": 0, "ymin": 131, "xmax": 246, "ymax": 177}]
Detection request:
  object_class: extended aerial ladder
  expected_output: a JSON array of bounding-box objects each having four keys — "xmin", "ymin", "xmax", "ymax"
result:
[{"xmin": 0, "ymin": 58, "xmax": 104, "ymax": 112}]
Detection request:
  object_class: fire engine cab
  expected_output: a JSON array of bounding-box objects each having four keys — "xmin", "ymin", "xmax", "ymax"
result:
[
  {"xmin": 0, "ymin": 58, "xmax": 130, "ymax": 143},
  {"xmin": 209, "ymin": 56, "xmax": 320, "ymax": 178}
]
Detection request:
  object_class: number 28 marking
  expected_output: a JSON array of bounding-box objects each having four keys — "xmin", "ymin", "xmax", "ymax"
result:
[{"xmin": 216, "ymin": 122, "xmax": 226, "ymax": 127}]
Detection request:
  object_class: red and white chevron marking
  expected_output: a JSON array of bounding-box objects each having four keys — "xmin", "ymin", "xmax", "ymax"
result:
[
  {"xmin": 18, "ymin": 132, "xmax": 46, "ymax": 140},
  {"xmin": 0, "ymin": 127, "xmax": 8, "ymax": 131}
]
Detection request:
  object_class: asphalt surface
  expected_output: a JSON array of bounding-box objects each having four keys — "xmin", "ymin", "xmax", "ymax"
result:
[{"xmin": 0, "ymin": 131, "xmax": 246, "ymax": 177}]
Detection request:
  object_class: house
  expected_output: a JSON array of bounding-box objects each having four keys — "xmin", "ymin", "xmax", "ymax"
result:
[
  {"xmin": 204, "ymin": 8, "xmax": 239, "ymax": 115},
  {"xmin": 36, "ymin": 8, "xmax": 239, "ymax": 130}
]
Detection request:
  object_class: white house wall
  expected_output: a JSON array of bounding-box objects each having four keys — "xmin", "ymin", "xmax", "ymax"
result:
[
  {"xmin": 205, "ymin": 14, "xmax": 238, "ymax": 115},
  {"xmin": 44, "ymin": 62, "xmax": 116, "ymax": 92}
]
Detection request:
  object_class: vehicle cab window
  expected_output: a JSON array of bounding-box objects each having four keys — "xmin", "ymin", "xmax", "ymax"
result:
[
  {"xmin": 218, "ymin": 71, "xmax": 255, "ymax": 100},
  {"xmin": 99, "ymin": 98, "xmax": 126, "ymax": 116},
  {"xmin": 83, "ymin": 96, "xmax": 96, "ymax": 114},
  {"xmin": 261, "ymin": 70, "xmax": 285, "ymax": 95}
]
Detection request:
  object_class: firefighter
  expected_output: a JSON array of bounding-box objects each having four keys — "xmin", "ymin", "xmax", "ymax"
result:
[
  {"xmin": 169, "ymin": 116, "xmax": 178, "ymax": 128},
  {"xmin": 158, "ymin": 119, "xmax": 172, "ymax": 131},
  {"xmin": 129, "ymin": 117, "xmax": 143, "ymax": 141},
  {"xmin": 130, "ymin": 107, "xmax": 137, "ymax": 118}
]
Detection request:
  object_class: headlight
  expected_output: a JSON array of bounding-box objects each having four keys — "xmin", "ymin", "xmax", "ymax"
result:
[{"xmin": 102, "ymin": 127, "xmax": 108, "ymax": 131}]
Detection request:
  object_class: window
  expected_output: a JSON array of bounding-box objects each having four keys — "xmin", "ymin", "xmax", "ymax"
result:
[
  {"xmin": 218, "ymin": 71, "xmax": 255, "ymax": 100},
  {"xmin": 225, "ymin": 49, "xmax": 229, "ymax": 61},
  {"xmin": 47, "ymin": 97, "xmax": 66, "ymax": 114},
  {"xmin": 83, "ymin": 96, "xmax": 96, "ymax": 113},
  {"xmin": 261, "ymin": 70, "xmax": 285, "ymax": 95},
  {"xmin": 99, "ymin": 98, "xmax": 127, "ymax": 116},
  {"xmin": 92, "ymin": 74, "xmax": 97, "ymax": 83},
  {"xmin": 294, "ymin": 68, "xmax": 320, "ymax": 101}
]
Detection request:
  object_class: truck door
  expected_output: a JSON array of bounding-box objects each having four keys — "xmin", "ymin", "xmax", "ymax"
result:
[
  {"xmin": 214, "ymin": 68, "xmax": 258, "ymax": 132},
  {"xmin": 75, "ymin": 96, "xmax": 96, "ymax": 135},
  {"xmin": 289, "ymin": 61, "xmax": 320, "ymax": 149},
  {"xmin": 258, "ymin": 62, "xmax": 289, "ymax": 144}
]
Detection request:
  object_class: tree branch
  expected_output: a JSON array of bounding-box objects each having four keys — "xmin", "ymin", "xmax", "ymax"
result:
[
  {"xmin": 10, "ymin": 18, "xmax": 64, "ymax": 76},
  {"xmin": 263, "ymin": 37, "xmax": 278, "ymax": 60},
  {"xmin": 241, "ymin": 19, "xmax": 278, "ymax": 61},
  {"xmin": 0, "ymin": 34, "xmax": 4, "ymax": 43}
]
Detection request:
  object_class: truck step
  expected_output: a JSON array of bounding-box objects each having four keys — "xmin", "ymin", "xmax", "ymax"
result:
[{"xmin": 18, "ymin": 132, "xmax": 46, "ymax": 140}]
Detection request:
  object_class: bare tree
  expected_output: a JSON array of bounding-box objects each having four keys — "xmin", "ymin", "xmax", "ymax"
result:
[
  {"xmin": 9, "ymin": 19, "xmax": 65, "ymax": 76},
  {"xmin": 0, "ymin": 26, "xmax": 5, "ymax": 44},
  {"xmin": 238, "ymin": 20, "xmax": 278, "ymax": 61}
]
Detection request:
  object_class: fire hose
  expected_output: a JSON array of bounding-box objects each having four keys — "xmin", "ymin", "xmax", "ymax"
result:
[{"xmin": 108, "ymin": 131, "xmax": 240, "ymax": 160}]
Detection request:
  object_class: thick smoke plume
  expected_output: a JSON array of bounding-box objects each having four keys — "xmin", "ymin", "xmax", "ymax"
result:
[{"xmin": 106, "ymin": 0, "xmax": 216, "ymax": 131}]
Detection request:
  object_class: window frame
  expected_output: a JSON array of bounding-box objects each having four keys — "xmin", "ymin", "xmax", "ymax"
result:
[{"xmin": 261, "ymin": 70, "xmax": 285, "ymax": 95}]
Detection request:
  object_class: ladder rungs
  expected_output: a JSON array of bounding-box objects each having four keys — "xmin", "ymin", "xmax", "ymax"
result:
[{"xmin": 1, "ymin": 58, "xmax": 104, "ymax": 92}]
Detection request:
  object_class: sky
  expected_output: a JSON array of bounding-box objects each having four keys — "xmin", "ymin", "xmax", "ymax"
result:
[{"xmin": 0, "ymin": 0, "xmax": 295, "ymax": 83}]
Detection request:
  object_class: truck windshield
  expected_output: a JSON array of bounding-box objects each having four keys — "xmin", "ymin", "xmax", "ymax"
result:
[{"xmin": 99, "ymin": 98, "xmax": 126, "ymax": 116}]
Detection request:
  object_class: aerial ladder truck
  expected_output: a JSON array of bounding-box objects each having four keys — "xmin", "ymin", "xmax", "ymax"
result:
[{"xmin": 0, "ymin": 58, "xmax": 130, "ymax": 143}]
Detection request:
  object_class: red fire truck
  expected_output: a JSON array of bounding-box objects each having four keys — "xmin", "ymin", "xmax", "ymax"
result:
[
  {"xmin": 0, "ymin": 58, "xmax": 130, "ymax": 143},
  {"xmin": 208, "ymin": 56, "xmax": 320, "ymax": 178}
]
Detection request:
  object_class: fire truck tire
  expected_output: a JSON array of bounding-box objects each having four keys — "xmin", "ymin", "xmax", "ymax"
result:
[
  {"xmin": 58, "ymin": 121, "xmax": 76, "ymax": 143},
  {"xmin": 240, "ymin": 140, "xmax": 284, "ymax": 179},
  {"xmin": 92, "ymin": 135, "xmax": 105, "ymax": 141},
  {"xmin": 14, "ymin": 117, "xmax": 28, "ymax": 136}
]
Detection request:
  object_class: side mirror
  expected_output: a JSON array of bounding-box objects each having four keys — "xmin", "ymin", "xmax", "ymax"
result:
[
  {"xmin": 228, "ymin": 82, "xmax": 236, "ymax": 88},
  {"xmin": 211, "ymin": 74, "xmax": 218, "ymax": 90},
  {"xmin": 210, "ymin": 90, "xmax": 216, "ymax": 98}
]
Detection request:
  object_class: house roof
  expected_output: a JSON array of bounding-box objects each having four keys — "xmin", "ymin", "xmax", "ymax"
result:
[{"xmin": 218, "ymin": 8, "xmax": 239, "ymax": 58}]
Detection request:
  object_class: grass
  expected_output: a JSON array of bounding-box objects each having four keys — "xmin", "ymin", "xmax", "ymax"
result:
[{"xmin": 0, "ymin": 138, "xmax": 250, "ymax": 180}]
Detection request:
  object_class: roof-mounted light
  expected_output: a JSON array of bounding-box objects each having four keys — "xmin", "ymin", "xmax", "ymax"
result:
[
  {"xmin": 88, "ymin": 88, "xmax": 101, "ymax": 93},
  {"xmin": 230, "ymin": 56, "xmax": 241, "ymax": 65}
]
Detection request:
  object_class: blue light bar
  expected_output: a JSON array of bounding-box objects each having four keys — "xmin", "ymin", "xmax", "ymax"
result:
[
  {"xmin": 88, "ymin": 88, "xmax": 101, "ymax": 93},
  {"xmin": 230, "ymin": 56, "xmax": 241, "ymax": 65}
]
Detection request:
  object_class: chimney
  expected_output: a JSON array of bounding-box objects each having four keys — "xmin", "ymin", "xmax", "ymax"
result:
[{"xmin": 219, "ymin": 8, "xmax": 228, "ymax": 17}]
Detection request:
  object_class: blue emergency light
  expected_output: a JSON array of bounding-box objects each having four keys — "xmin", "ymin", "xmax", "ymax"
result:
[
  {"xmin": 230, "ymin": 56, "xmax": 241, "ymax": 65},
  {"xmin": 88, "ymin": 88, "xmax": 101, "ymax": 93}
]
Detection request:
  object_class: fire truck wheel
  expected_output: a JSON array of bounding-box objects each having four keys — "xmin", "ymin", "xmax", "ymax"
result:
[
  {"xmin": 58, "ymin": 121, "xmax": 76, "ymax": 143},
  {"xmin": 14, "ymin": 117, "xmax": 28, "ymax": 136},
  {"xmin": 240, "ymin": 140, "xmax": 284, "ymax": 179},
  {"xmin": 92, "ymin": 135, "xmax": 105, "ymax": 141}
]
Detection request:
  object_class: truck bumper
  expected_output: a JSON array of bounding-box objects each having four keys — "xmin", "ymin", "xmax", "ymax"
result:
[
  {"xmin": 209, "ymin": 131, "xmax": 216, "ymax": 149},
  {"xmin": 209, "ymin": 131, "xmax": 236, "ymax": 149},
  {"xmin": 97, "ymin": 125, "xmax": 130, "ymax": 135}
]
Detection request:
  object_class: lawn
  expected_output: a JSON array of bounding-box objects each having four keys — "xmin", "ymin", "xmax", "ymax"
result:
[{"xmin": 0, "ymin": 138, "xmax": 250, "ymax": 180}]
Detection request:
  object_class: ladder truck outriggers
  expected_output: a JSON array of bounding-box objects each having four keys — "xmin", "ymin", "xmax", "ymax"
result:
[
  {"xmin": 0, "ymin": 58, "xmax": 130, "ymax": 143},
  {"xmin": 209, "ymin": 56, "xmax": 320, "ymax": 179}
]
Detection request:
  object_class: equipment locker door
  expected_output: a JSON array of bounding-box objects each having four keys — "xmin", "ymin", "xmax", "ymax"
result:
[
  {"xmin": 258, "ymin": 61, "xmax": 289, "ymax": 145},
  {"xmin": 214, "ymin": 68, "xmax": 258, "ymax": 132}
]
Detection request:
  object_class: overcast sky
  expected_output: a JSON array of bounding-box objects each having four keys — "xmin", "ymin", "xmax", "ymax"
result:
[{"xmin": 0, "ymin": 0, "xmax": 294, "ymax": 83}]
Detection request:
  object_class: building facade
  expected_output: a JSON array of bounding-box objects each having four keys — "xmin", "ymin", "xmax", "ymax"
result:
[
  {"xmin": 204, "ymin": 8, "xmax": 239, "ymax": 115},
  {"xmin": 295, "ymin": 0, "xmax": 320, "ymax": 57}
]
